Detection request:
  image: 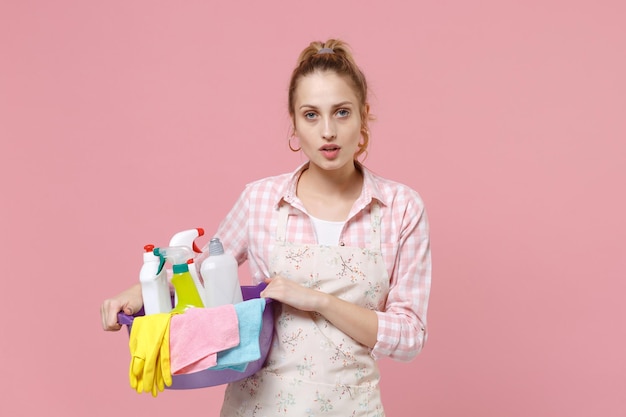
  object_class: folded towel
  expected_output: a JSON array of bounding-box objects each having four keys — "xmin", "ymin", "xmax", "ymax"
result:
[
  {"xmin": 169, "ymin": 305, "xmax": 239, "ymax": 375},
  {"xmin": 212, "ymin": 298, "xmax": 266, "ymax": 371}
]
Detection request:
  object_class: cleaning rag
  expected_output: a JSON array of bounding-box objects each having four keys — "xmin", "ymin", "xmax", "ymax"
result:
[
  {"xmin": 169, "ymin": 304, "xmax": 240, "ymax": 375},
  {"xmin": 213, "ymin": 298, "xmax": 266, "ymax": 371}
]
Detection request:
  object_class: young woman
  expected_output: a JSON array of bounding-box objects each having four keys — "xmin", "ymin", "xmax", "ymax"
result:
[{"xmin": 101, "ymin": 39, "xmax": 431, "ymax": 416}]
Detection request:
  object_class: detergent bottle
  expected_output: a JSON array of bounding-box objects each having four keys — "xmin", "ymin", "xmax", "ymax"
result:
[
  {"xmin": 154, "ymin": 246, "xmax": 205, "ymax": 313},
  {"xmin": 139, "ymin": 244, "xmax": 172, "ymax": 315},
  {"xmin": 169, "ymin": 228, "xmax": 206, "ymax": 306},
  {"xmin": 200, "ymin": 238, "xmax": 243, "ymax": 307}
]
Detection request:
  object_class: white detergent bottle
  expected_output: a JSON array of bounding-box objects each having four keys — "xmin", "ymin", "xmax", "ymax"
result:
[
  {"xmin": 139, "ymin": 244, "xmax": 172, "ymax": 315},
  {"xmin": 169, "ymin": 228, "xmax": 207, "ymax": 307},
  {"xmin": 200, "ymin": 238, "xmax": 243, "ymax": 307}
]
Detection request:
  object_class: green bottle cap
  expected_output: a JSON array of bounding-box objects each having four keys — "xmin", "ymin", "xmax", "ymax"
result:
[{"xmin": 172, "ymin": 263, "xmax": 189, "ymax": 274}]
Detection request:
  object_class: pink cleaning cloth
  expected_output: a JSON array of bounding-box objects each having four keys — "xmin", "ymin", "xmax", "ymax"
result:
[{"xmin": 169, "ymin": 304, "xmax": 240, "ymax": 375}]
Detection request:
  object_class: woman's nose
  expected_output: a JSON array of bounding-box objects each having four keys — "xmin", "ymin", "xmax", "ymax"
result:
[{"xmin": 322, "ymin": 119, "xmax": 337, "ymax": 140}]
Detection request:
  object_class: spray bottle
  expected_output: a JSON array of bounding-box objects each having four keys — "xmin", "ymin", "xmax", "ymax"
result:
[
  {"xmin": 169, "ymin": 228, "xmax": 206, "ymax": 307},
  {"xmin": 139, "ymin": 244, "xmax": 172, "ymax": 315},
  {"xmin": 154, "ymin": 246, "xmax": 205, "ymax": 313},
  {"xmin": 200, "ymin": 238, "xmax": 243, "ymax": 307}
]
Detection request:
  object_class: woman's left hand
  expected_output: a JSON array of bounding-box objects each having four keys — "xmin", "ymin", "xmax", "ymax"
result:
[
  {"xmin": 260, "ymin": 275, "xmax": 326, "ymax": 312},
  {"xmin": 261, "ymin": 274, "xmax": 379, "ymax": 348}
]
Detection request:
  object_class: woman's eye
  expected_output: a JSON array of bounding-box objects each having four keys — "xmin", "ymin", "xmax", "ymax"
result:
[
  {"xmin": 336, "ymin": 109, "xmax": 350, "ymax": 117},
  {"xmin": 304, "ymin": 112, "xmax": 317, "ymax": 119}
]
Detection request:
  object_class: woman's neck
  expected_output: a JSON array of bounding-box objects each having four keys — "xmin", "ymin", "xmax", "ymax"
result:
[
  {"xmin": 301, "ymin": 161, "xmax": 362, "ymax": 196},
  {"xmin": 296, "ymin": 161, "xmax": 363, "ymax": 221}
]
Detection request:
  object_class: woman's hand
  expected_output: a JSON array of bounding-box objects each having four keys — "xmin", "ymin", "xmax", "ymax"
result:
[
  {"xmin": 261, "ymin": 275, "xmax": 379, "ymax": 348},
  {"xmin": 100, "ymin": 284, "xmax": 143, "ymax": 331},
  {"xmin": 260, "ymin": 275, "xmax": 325, "ymax": 311}
]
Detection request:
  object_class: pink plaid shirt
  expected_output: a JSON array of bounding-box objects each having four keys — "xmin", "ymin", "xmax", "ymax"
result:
[{"xmin": 212, "ymin": 162, "xmax": 431, "ymax": 361}]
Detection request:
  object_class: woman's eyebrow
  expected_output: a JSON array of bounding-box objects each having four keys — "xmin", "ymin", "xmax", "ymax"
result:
[{"xmin": 298, "ymin": 101, "xmax": 354, "ymax": 110}]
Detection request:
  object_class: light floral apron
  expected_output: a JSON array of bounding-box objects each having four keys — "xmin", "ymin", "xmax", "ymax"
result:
[{"xmin": 221, "ymin": 202, "xmax": 389, "ymax": 417}]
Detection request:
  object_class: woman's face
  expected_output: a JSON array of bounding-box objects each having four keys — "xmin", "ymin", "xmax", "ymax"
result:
[{"xmin": 292, "ymin": 70, "xmax": 363, "ymax": 174}]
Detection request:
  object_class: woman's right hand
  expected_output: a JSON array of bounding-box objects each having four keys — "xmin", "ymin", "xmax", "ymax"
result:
[{"xmin": 100, "ymin": 284, "xmax": 143, "ymax": 331}]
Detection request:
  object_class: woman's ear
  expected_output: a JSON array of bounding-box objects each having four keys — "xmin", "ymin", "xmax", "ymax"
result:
[
  {"xmin": 291, "ymin": 116, "xmax": 297, "ymax": 136},
  {"xmin": 362, "ymin": 103, "xmax": 371, "ymax": 122},
  {"xmin": 361, "ymin": 103, "xmax": 371, "ymax": 128}
]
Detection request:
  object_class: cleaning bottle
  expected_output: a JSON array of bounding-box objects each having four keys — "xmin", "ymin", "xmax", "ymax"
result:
[
  {"xmin": 200, "ymin": 238, "xmax": 243, "ymax": 307},
  {"xmin": 139, "ymin": 244, "xmax": 172, "ymax": 315},
  {"xmin": 169, "ymin": 228, "xmax": 206, "ymax": 307},
  {"xmin": 154, "ymin": 246, "xmax": 205, "ymax": 313}
]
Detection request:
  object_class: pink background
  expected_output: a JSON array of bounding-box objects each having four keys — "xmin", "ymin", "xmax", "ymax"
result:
[{"xmin": 1, "ymin": 1, "xmax": 624, "ymax": 415}]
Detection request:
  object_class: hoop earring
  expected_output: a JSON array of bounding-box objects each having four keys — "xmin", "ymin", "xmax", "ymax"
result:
[{"xmin": 289, "ymin": 135, "xmax": 301, "ymax": 152}]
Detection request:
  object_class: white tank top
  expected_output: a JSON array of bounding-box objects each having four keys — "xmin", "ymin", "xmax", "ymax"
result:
[{"xmin": 309, "ymin": 214, "xmax": 345, "ymax": 246}]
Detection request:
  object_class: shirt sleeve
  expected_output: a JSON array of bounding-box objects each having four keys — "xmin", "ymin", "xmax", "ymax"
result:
[
  {"xmin": 208, "ymin": 186, "xmax": 251, "ymax": 265},
  {"xmin": 372, "ymin": 192, "xmax": 432, "ymax": 362}
]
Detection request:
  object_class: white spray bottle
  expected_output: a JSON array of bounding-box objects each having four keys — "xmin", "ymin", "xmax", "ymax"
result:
[
  {"xmin": 139, "ymin": 244, "xmax": 172, "ymax": 315},
  {"xmin": 169, "ymin": 228, "xmax": 206, "ymax": 307},
  {"xmin": 200, "ymin": 237, "xmax": 243, "ymax": 307}
]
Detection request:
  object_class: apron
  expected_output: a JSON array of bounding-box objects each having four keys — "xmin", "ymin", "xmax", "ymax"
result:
[{"xmin": 221, "ymin": 202, "xmax": 389, "ymax": 417}]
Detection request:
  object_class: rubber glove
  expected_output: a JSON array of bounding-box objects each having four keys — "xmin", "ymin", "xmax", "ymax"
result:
[
  {"xmin": 159, "ymin": 314, "xmax": 173, "ymax": 389},
  {"xmin": 128, "ymin": 312, "xmax": 175, "ymax": 396},
  {"xmin": 150, "ymin": 314, "xmax": 175, "ymax": 395}
]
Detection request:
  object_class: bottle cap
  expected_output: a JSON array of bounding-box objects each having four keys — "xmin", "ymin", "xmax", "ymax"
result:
[
  {"xmin": 208, "ymin": 238, "xmax": 225, "ymax": 256},
  {"xmin": 173, "ymin": 263, "xmax": 190, "ymax": 274}
]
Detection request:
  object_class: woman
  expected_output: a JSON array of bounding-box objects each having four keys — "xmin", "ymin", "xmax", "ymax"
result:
[{"xmin": 101, "ymin": 39, "xmax": 431, "ymax": 416}]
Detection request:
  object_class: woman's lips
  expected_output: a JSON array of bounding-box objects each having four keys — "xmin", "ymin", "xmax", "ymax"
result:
[{"xmin": 320, "ymin": 145, "xmax": 340, "ymax": 159}]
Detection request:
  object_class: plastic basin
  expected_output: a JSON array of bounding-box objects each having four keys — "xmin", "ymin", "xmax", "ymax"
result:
[{"xmin": 118, "ymin": 283, "xmax": 273, "ymax": 389}]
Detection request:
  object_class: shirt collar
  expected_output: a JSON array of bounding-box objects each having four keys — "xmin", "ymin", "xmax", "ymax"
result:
[{"xmin": 276, "ymin": 161, "xmax": 388, "ymax": 211}]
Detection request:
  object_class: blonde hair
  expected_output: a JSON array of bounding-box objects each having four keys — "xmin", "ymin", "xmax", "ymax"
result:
[{"xmin": 288, "ymin": 39, "xmax": 372, "ymax": 159}]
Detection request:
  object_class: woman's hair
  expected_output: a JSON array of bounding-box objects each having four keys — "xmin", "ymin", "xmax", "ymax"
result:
[{"xmin": 288, "ymin": 39, "xmax": 372, "ymax": 159}]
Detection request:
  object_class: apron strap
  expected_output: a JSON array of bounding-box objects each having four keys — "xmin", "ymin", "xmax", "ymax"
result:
[
  {"xmin": 369, "ymin": 201, "xmax": 382, "ymax": 252},
  {"xmin": 276, "ymin": 203, "xmax": 290, "ymax": 242}
]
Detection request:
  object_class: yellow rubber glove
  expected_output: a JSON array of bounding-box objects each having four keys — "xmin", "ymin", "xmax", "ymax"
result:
[
  {"xmin": 151, "ymin": 350, "xmax": 164, "ymax": 397},
  {"xmin": 128, "ymin": 313, "xmax": 175, "ymax": 396},
  {"xmin": 159, "ymin": 314, "xmax": 174, "ymax": 389},
  {"xmin": 150, "ymin": 314, "xmax": 175, "ymax": 396}
]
